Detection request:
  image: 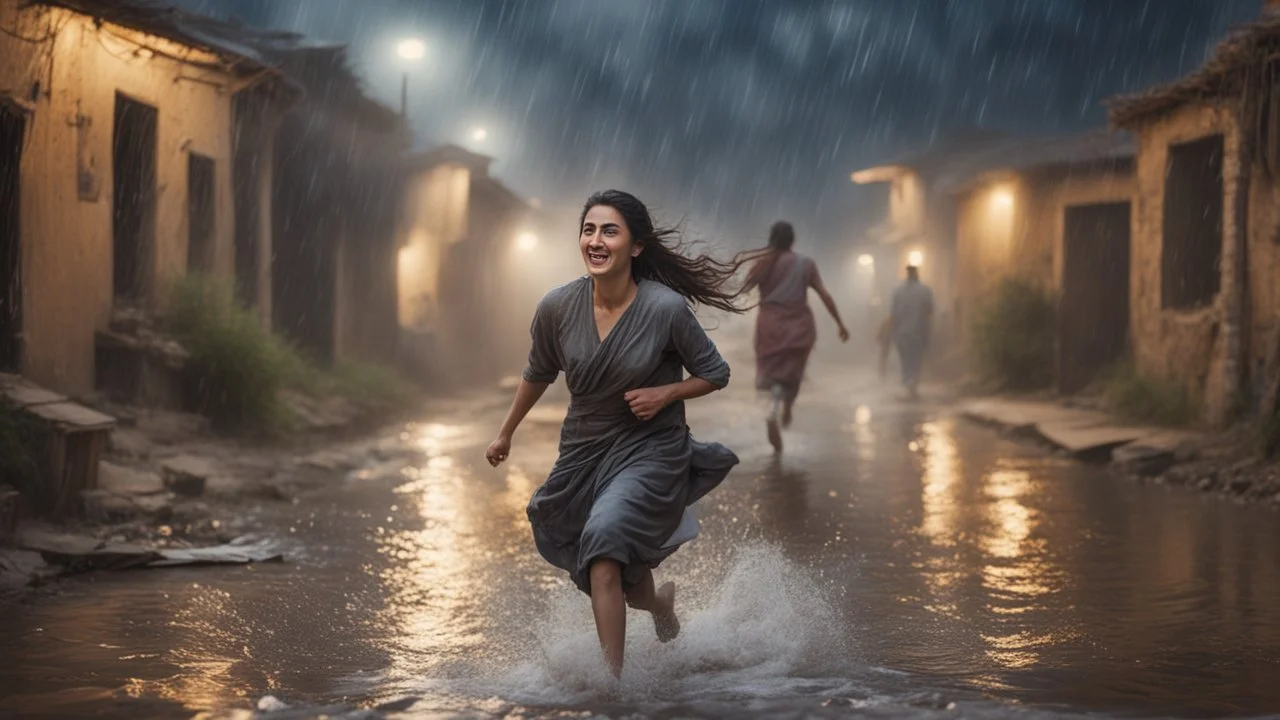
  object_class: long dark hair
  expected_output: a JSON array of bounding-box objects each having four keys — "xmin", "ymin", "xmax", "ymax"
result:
[
  {"xmin": 580, "ymin": 190, "xmax": 755, "ymax": 313},
  {"xmin": 746, "ymin": 221, "xmax": 795, "ymax": 285}
]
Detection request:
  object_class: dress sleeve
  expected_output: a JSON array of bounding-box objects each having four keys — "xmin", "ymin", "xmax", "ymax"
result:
[
  {"xmin": 671, "ymin": 302, "xmax": 730, "ymax": 388},
  {"xmin": 522, "ymin": 295, "xmax": 562, "ymax": 384}
]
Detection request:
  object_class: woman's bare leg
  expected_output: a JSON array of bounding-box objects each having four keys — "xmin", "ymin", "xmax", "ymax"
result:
[
  {"xmin": 589, "ymin": 559, "xmax": 626, "ymax": 677},
  {"xmin": 625, "ymin": 567, "xmax": 680, "ymax": 642},
  {"xmin": 766, "ymin": 385, "xmax": 784, "ymax": 453}
]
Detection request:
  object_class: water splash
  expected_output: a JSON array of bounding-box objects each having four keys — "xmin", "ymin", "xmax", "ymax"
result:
[{"xmin": 447, "ymin": 543, "xmax": 848, "ymax": 708}]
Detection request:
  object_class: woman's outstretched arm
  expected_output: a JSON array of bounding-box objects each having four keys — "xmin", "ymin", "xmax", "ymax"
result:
[
  {"xmin": 486, "ymin": 379, "xmax": 550, "ymax": 466},
  {"xmin": 810, "ymin": 269, "xmax": 850, "ymax": 342}
]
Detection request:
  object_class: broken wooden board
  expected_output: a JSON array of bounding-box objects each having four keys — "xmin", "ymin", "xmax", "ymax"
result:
[
  {"xmin": 26, "ymin": 401, "xmax": 116, "ymax": 431},
  {"xmin": 19, "ymin": 528, "xmax": 160, "ymax": 570},
  {"xmin": 1036, "ymin": 422, "xmax": 1154, "ymax": 457},
  {"xmin": 0, "ymin": 549, "xmax": 58, "ymax": 589},
  {"xmin": 17, "ymin": 528, "xmax": 284, "ymax": 573},
  {"xmin": 1, "ymin": 383, "xmax": 66, "ymax": 408},
  {"xmin": 150, "ymin": 540, "xmax": 283, "ymax": 567},
  {"xmin": 959, "ymin": 398, "xmax": 1110, "ymax": 432}
]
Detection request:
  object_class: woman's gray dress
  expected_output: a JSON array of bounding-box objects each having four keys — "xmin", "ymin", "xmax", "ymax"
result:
[{"xmin": 522, "ymin": 276, "xmax": 740, "ymax": 594}]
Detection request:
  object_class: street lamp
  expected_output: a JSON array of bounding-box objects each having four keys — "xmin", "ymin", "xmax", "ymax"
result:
[{"xmin": 396, "ymin": 38, "xmax": 426, "ymax": 117}]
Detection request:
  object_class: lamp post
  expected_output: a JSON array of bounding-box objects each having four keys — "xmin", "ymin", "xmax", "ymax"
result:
[{"xmin": 396, "ymin": 38, "xmax": 425, "ymax": 118}]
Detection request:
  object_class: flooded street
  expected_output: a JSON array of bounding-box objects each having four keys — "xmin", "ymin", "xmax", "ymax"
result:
[{"xmin": 2, "ymin": 361, "xmax": 1279, "ymax": 719}]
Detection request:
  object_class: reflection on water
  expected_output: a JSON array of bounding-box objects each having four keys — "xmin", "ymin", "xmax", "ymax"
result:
[
  {"xmin": 918, "ymin": 420, "xmax": 960, "ymax": 548},
  {"xmin": 3, "ymin": 385, "xmax": 1280, "ymax": 718}
]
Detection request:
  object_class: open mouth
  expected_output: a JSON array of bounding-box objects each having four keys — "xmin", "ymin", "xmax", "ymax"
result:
[{"xmin": 586, "ymin": 249, "xmax": 610, "ymax": 267}]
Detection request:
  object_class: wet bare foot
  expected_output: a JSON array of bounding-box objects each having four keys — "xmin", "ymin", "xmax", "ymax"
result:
[
  {"xmin": 654, "ymin": 581, "xmax": 680, "ymax": 643},
  {"xmin": 766, "ymin": 417, "xmax": 783, "ymax": 453}
]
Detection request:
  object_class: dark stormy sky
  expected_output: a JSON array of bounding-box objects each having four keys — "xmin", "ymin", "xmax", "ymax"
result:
[{"xmin": 177, "ymin": 0, "xmax": 1259, "ymax": 252}]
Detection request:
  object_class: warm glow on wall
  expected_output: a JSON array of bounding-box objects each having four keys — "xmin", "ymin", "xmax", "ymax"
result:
[
  {"xmin": 992, "ymin": 187, "xmax": 1015, "ymax": 209},
  {"xmin": 515, "ymin": 232, "xmax": 538, "ymax": 252}
]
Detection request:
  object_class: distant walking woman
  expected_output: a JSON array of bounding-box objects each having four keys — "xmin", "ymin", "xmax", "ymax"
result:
[
  {"xmin": 745, "ymin": 221, "xmax": 849, "ymax": 453},
  {"xmin": 485, "ymin": 190, "xmax": 746, "ymax": 678}
]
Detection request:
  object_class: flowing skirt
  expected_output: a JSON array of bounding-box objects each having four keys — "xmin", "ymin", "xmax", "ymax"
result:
[{"xmin": 754, "ymin": 303, "xmax": 816, "ymax": 403}]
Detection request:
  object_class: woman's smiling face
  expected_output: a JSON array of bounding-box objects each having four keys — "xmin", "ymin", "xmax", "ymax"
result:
[{"xmin": 580, "ymin": 204, "xmax": 640, "ymax": 278}]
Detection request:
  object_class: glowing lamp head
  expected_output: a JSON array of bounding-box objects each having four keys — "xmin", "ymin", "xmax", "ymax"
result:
[{"xmin": 397, "ymin": 39, "xmax": 426, "ymax": 60}]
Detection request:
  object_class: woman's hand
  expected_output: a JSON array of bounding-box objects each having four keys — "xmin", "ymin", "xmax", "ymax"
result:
[
  {"xmin": 485, "ymin": 435, "xmax": 512, "ymax": 467},
  {"xmin": 837, "ymin": 324, "xmax": 850, "ymax": 342},
  {"xmin": 624, "ymin": 386, "xmax": 675, "ymax": 421}
]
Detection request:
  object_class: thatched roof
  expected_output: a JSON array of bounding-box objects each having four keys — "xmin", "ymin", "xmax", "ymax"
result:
[
  {"xmin": 853, "ymin": 128, "xmax": 1133, "ymax": 194},
  {"xmin": 1109, "ymin": 12, "xmax": 1280, "ymax": 128},
  {"xmin": 936, "ymin": 129, "xmax": 1134, "ymax": 194}
]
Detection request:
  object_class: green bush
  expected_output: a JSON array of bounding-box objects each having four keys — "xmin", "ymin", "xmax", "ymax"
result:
[
  {"xmin": 1103, "ymin": 359, "xmax": 1199, "ymax": 427},
  {"xmin": 324, "ymin": 361, "xmax": 413, "ymax": 409},
  {"xmin": 166, "ymin": 274, "xmax": 417, "ymax": 435},
  {"xmin": 971, "ymin": 277, "xmax": 1057, "ymax": 391},
  {"xmin": 167, "ymin": 274, "xmax": 304, "ymax": 433}
]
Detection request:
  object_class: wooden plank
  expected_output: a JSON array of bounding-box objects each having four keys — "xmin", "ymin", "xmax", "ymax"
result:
[
  {"xmin": 2, "ymin": 384, "xmax": 66, "ymax": 408},
  {"xmin": 26, "ymin": 402, "xmax": 116, "ymax": 431},
  {"xmin": 1037, "ymin": 422, "xmax": 1151, "ymax": 455}
]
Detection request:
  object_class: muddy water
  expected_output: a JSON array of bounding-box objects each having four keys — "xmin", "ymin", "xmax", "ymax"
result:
[{"xmin": 2, "ymin": 369, "xmax": 1279, "ymax": 719}]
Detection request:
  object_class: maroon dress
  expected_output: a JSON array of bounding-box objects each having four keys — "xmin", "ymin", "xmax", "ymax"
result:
[{"xmin": 751, "ymin": 251, "xmax": 818, "ymax": 404}]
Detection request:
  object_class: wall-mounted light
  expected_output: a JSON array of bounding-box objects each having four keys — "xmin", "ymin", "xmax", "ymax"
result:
[
  {"xmin": 907, "ymin": 250, "xmax": 925, "ymax": 267},
  {"xmin": 857, "ymin": 254, "xmax": 874, "ymax": 268},
  {"xmin": 993, "ymin": 189, "xmax": 1014, "ymax": 208},
  {"xmin": 515, "ymin": 232, "xmax": 538, "ymax": 252}
]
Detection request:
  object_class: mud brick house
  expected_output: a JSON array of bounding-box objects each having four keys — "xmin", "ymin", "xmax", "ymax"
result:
[
  {"xmin": 1109, "ymin": 0, "xmax": 1280, "ymax": 425},
  {"xmin": 0, "ymin": 0, "xmax": 292, "ymax": 397},
  {"xmin": 851, "ymin": 129, "xmax": 1011, "ymax": 348},
  {"xmin": 949, "ymin": 131, "xmax": 1135, "ymax": 394},
  {"xmin": 396, "ymin": 144, "xmax": 541, "ymax": 385},
  {"xmin": 265, "ymin": 44, "xmax": 408, "ymax": 368},
  {"xmin": 854, "ymin": 130, "xmax": 1136, "ymax": 393}
]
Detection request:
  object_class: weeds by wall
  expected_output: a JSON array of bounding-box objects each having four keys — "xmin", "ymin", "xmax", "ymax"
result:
[
  {"xmin": 970, "ymin": 277, "xmax": 1057, "ymax": 391},
  {"xmin": 1103, "ymin": 359, "xmax": 1199, "ymax": 427},
  {"xmin": 166, "ymin": 275, "xmax": 415, "ymax": 436}
]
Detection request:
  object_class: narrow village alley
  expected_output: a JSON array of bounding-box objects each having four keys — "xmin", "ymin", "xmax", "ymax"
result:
[{"xmin": 1, "ymin": 355, "xmax": 1277, "ymax": 720}]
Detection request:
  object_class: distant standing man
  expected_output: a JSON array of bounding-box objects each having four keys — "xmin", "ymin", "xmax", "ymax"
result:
[{"xmin": 890, "ymin": 265, "xmax": 933, "ymax": 399}]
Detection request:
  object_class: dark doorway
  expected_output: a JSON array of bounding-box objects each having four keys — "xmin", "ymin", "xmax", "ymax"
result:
[
  {"xmin": 1162, "ymin": 134, "xmax": 1223, "ymax": 310},
  {"xmin": 0, "ymin": 104, "xmax": 24, "ymax": 372},
  {"xmin": 112, "ymin": 94, "xmax": 157, "ymax": 302},
  {"xmin": 187, "ymin": 153, "xmax": 216, "ymax": 273},
  {"xmin": 1060, "ymin": 201, "xmax": 1131, "ymax": 395}
]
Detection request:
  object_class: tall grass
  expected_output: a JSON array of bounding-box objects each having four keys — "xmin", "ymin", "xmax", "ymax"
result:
[
  {"xmin": 167, "ymin": 275, "xmax": 299, "ymax": 433},
  {"xmin": 166, "ymin": 274, "xmax": 416, "ymax": 435},
  {"xmin": 1102, "ymin": 359, "xmax": 1199, "ymax": 427},
  {"xmin": 971, "ymin": 277, "xmax": 1057, "ymax": 391}
]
